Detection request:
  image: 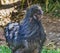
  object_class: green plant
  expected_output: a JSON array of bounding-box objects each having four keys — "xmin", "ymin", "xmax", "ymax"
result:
[
  {"xmin": 21, "ymin": 0, "xmax": 25, "ymax": 10},
  {"xmin": 41, "ymin": 47, "xmax": 60, "ymax": 53},
  {"xmin": 41, "ymin": 42, "xmax": 60, "ymax": 53},
  {"xmin": 0, "ymin": 45, "xmax": 12, "ymax": 53}
]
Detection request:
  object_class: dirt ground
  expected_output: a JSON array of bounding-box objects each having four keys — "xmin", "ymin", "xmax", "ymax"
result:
[
  {"xmin": 0, "ymin": 15, "xmax": 60, "ymax": 48},
  {"xmin": 42, "ymin": 15, "xmax": 60, "ymax": 48}
]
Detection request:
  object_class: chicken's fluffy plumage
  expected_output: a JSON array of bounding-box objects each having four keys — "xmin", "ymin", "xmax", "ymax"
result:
[{"xmin": 5, "ymin": 5, "xmax": 46, "ymax": 53}]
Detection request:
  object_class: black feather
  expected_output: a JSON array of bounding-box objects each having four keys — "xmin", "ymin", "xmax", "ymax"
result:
[{"xmin": 5, "ymin": 5, "xmax": 46, "ymax": 53}]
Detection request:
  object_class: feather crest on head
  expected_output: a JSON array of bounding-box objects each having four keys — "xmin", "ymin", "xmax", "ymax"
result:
[{"xmin": 25, "ymin": 4, "xmax": 43, "ymax": 21}]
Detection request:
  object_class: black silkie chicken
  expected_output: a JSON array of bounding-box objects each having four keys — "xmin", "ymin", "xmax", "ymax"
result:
[{"xmin": 4, "ymin": 5, "xmax": 46, "ymax": 53}]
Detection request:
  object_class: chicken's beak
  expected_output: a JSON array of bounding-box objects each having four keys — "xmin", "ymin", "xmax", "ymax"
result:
[{"xmin": 38, "ymin": 9, "xmax": 43, "ymax": 15}]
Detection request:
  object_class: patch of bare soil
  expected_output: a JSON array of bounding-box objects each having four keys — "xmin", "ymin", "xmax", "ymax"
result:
[
  {"xmin": 42, "ymin": 15, "xmax": 60, "ymax": 48},
  {"xmin": 0, "ymin": 27, "xmax": 6, "ymax": 45}
]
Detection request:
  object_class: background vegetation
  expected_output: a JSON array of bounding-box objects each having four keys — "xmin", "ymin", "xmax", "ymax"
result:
[
  {"xmin": 0, "ymin": 0, "xmax": 60, "ymax": 17},
  {"xmin": 15, "ymin": 0, "xmax": 60, "ymax": 17}
]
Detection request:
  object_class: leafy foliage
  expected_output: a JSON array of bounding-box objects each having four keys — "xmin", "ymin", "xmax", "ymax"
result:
[
  {"xmin": 0, "ymin": 0, "xmax": 60, "ymax": 18},
  {"xmin": 0, "ymin": 45, "xmax": 12, "ymax": 53},
  {"xmin": 41, "ymin": 47, "xmax": 60, "ymax": 53},
  {"xmin": 19, "ymin": 0, "xmax": 60, "ymax": 17},
  {"xmin": 41, "ymin": 42, "xmax": 60, "ymax": 53}
]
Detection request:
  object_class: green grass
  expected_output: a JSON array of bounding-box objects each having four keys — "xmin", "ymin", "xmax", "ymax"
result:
[
  {"xmin": 0, "ymin": 45, "xmax": 12, "ymax": 53},
  {"xmin": 41, "ymin": 47, "xmax": 60, "ymax": 53},
  {"xmin": 0, "ymin": 45, "xmax": 60, "ymax": 53}
]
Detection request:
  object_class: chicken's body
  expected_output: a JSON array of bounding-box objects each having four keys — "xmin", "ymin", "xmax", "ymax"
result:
[{"xmin": 5, "ymin": 5, "xmax": 46, "ymax": 53}]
